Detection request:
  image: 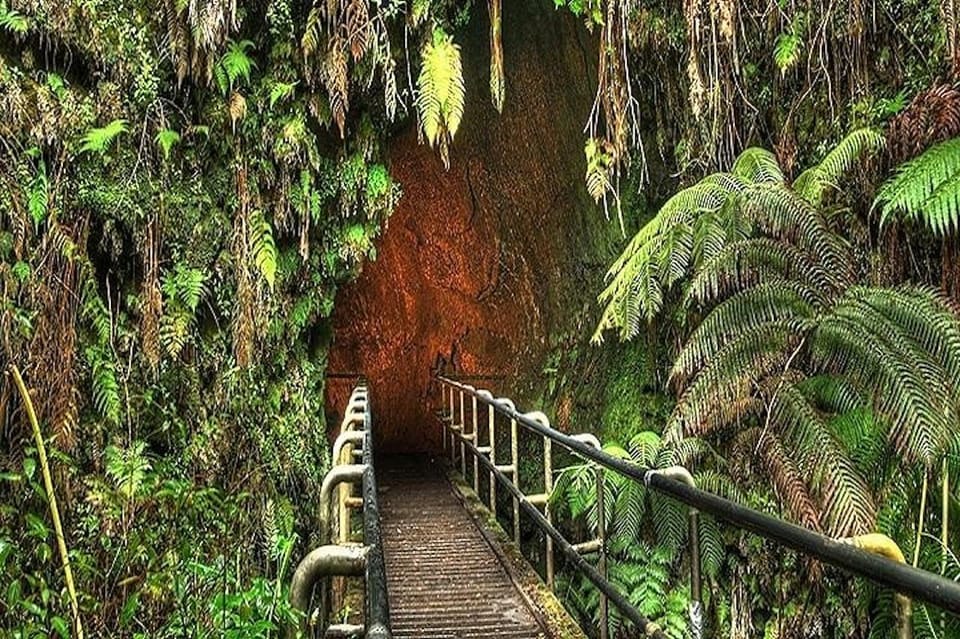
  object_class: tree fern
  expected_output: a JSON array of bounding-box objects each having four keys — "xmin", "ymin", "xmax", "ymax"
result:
[
  {"xmin": 416, "ymin": 28, "xmax": 465, "ymax": 168},
  {"xmin": 876, "ymin": 136, "xmax": 960, "ymax": 235}
]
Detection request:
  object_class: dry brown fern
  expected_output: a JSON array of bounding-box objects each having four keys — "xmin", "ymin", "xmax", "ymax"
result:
[{"xmin": 887, "ymin": 83, "xmax": 960, "ymax": 164}]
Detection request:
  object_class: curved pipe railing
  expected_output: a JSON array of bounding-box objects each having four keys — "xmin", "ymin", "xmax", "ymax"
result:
[
  {"xmin": 289, "ymin": 383, "xmax": 391, "ymax": 639},
  {"xmin": 437, "ymin": 375, "xmax": 960, "ymax": 638}
]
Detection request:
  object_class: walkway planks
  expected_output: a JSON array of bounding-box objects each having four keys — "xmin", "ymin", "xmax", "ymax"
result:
[{"xmin": 378, "ymin": 455, "xmax": 547, "ymax": 639}]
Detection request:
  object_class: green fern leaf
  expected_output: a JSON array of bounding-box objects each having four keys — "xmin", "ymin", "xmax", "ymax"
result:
[
  {"xmin": 155, "ymin": 129, "xmax": 180, "ymax": 160},
  {"xmin": 732, "ymin": 147, "xmax": 785, "ymax": 184},
  {"xmin": 877, "ymin": 137, "xmax": 960, "ymax": 235},
  {"xmin": 219, "ymin": 40, "xmax": 256, "ymax": 95},
  {"xmin": 79, "ymin": 119, "xmax": 129, "ymax": 154},
  {"xmin": 86, "ymin": 347, "xmax": 121, "ymax": 425},
  {"xmin": 250, "ymin": 210, "xmax": 278, "ymax": 289},
  {"xmin": 416, "ymin": 28, "xmax": 465, "ymax": 168},
  {"xmin": 773, "ymin": 32, "xmax": 803, "ymax": 75},
  {"xmin": 0, "ymin": 1, "xmax": 30, "ymax": 34},
  {"xmin": 794, "ymin": 128, "xmax": 884, "ymax": 206}
]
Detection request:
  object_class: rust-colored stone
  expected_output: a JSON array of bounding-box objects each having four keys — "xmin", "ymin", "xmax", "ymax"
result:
[{"xmin": 327, "ymin": 2, "xmax": 611, "ymax": 452}]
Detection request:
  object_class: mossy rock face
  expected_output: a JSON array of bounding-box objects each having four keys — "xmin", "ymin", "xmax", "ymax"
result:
[{"xmin": 326, "ymin": 1, "xmax": 632, "ymax": 453}]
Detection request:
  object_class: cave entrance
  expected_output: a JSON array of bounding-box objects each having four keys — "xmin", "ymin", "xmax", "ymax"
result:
[{"xmin": 325, "ymin": 1, "xmax": 604, "ymax": 453}]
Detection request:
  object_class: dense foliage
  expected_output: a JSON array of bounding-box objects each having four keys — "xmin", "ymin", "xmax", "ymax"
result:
[
  {"xmin": 591, "ymin": 78, "xmax": 960, "ymax": 639},
  {"xmin": 3, "ymin": 0, "xmax": 960, "ymax": 637}
]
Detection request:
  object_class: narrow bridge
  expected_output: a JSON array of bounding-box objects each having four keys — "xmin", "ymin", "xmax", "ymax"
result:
[{"xmin": 288, "ymin": 378, "xmax": 960, "ymax": 639}]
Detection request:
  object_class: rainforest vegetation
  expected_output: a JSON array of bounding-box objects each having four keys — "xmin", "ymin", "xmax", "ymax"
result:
[{"xmin": 2, "ymin": 0, "xmax": 960, "ymax": 637}]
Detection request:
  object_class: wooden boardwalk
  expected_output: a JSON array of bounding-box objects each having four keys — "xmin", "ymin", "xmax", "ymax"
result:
[{"xmin": 378, "ymin": 456, "xmax": 547, "ymax": 639}]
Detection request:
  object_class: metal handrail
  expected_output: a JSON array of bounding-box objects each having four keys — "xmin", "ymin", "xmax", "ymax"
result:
[
  {"xmin": 437, "ymin": 375, "xmax": 960, "ymax": 637},
  {"xmin": 289, "ymin": 383, "xmax": 392, "ymax": 639},
  {"xmin": 361, "ymin": 392, "xmax": 391, "ymax": 639}
]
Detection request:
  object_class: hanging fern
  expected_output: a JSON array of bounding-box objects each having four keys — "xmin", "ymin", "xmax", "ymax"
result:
[
  {"xmin": 585, "ymin": 138, "xmax": 614, "ymax": 204},
  {"xmin": 250, "ymin": 210, "xmax": 278, "ymax": 289},
  {"xmin": 416, "ymin": 27, "xmax": 465, "ymax": 169},
  {"xmin": 216, "ymin": 39, "xmax": 256, "ymax": 95},
  {"xmin": 488, "ymin": 0, "xmax": 504, "ymax": 113},
  {"xmin": 26, "ymin": 155, "xmax": 48, "ymax": 226},
  {"xmin": 876, "ymin": 136, "xmax": 960, "ymax": 235},
  {"xmin": 159, "ymin": 265, "xmax": 207, "ymax": 358},
  {"xmin": 155, "ymin": 129, "xmax": 180, "ymax": 160},
  {"xmin": 773, "ymin": 32, "xmax": 803, "ymax": 76}
]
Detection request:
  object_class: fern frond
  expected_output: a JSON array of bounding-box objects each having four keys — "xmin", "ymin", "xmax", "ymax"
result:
[
  {"xmin": 628, "ymin": 430, "xmax": 662, "ymax": 467},
  {"xmin": 671, "ymin": 320, "xmax": 808, "ymax": 437},
  {"xmin": 585, "ymin": 138, "xmax": 614, "ymax": 203},
  {"xmin": 155, "ymin": 129, "xmax": 180, "ymax": 160},
  {"xmin": 488, "ymin": 0, "xmax": 504, "ymax": 112},
  {"xmin": 732, "ymin": 147, "xmax": 785, "ymax": 184},
  {"xmin": 794, "ymin": 128, "xmax": 885, "ymax": 206},
  {"xmin": 162, "ymin": 264, "xmax": 206, "ymax": 311},
  {"xmin": 0, "ymin": 1, "xmax": 30, "ymax": 34},
  {"xmin": 416, "ymin": 28, "xmax": 465, "ymax": 169},
  {"xmin": 105, "ymin": 441, "xmax": 151, "ymax": 498},
  {"xmin": 595, "ymin": 175, "xmax": 745, "ymax": 341},
  {"xmin": 673, "ymin": 280, "xmax": 819, "ymax": 386},
  {"xmin": 250, "ymin": 210, "xmax": 278, "ymax": 289},
  {"xmin": 773, "ymin": 31, "xmax": 803, "ymax": 75},
  {"xmin": 742, "ymin": 185, "xmax": 855, "ymax": 282},
  {"xmin": 813, "ymin": 303, "xmax": 952, "ymax": 465},
  {"xmin": 877, "ymin": 137, "xmax": 960, "ymax": 235},
  {"xmin": 686, "ymin": 238, "xmax": 832, "ymax": 306},
  {"xmin": 219, "ymin": 39, "xmax": 256, "ymax": 94},
  {"xmin": 86, "ymin": 347, "xmax": 121, "ymax": 425},
  {"xmin": 768, "ymin": 384, "xmax": 875, "ymax": 534},
  {"xmin": 796, "ymin": 374, "xmax": 865, "ymax": 414},
  {"xmin": 79, "ymin": 119, "xmax": 129, "ymax": 154}
]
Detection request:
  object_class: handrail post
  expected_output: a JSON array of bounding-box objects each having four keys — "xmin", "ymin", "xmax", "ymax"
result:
[
  {"xmin": 472, "ymin": 394, "xmax": 480, "ymax": 494},
  {"xmin": 544, "ymin": 433, "xmax": 554, "ymax": 589},
  {"xmin": 511, "ymin": 415, "xmax": 520, "ymax": 545},
  {"xmin": 649, "ymin": 466, "xmax": 702, "ymax": 638},
  {"xmin": 460, "ymin": 389, "xmax": 467, "ymax": 476},
  {"xmin": 441, "ymin": 383, "xmax": 448, "ymax": 455},
  {"xmin": 488, "ymin": 402, "xmax": 496, "ymax": 512},
  {"xmin": 450, "ymin": 384, "xmax": 457, "ymax": 465},
  {"xmin": 596, "ymin": 465, "xmax": 609, "ymax": 639},
  {"xmin": 839, "ymin": 534, "xmax": 912, "ymax": 639}
]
